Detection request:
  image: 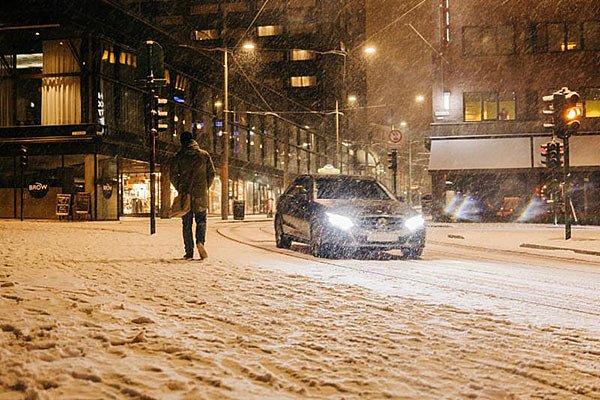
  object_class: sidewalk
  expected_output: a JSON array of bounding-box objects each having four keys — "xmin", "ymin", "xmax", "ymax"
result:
[
  {"xmin": 208, "ymin": 213, "xmax": 273, "ymax": 224},
  {"xmin": 427, "ymin": 223, "xmax": 600, "ymax": 262}
]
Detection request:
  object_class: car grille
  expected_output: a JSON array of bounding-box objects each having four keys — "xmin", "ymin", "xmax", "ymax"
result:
[{"xmin": 359, "ymin": 216, "xmax": 405, "ymax": 230}]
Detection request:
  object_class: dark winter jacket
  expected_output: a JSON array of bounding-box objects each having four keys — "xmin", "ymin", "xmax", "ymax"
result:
[{"xmin": 170, "ymin": 140, "xmax": 216, "ymax": 212}]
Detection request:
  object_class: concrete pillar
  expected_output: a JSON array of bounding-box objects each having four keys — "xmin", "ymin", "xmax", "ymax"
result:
[{"xmin": 85, "ymin": 154, "xmax": 95, "ymax": 218}]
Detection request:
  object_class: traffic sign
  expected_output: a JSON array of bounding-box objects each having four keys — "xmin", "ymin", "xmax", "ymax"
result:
[{"xmin": 389, "ymin": 129, "xmax": 403, "ymax": 144}]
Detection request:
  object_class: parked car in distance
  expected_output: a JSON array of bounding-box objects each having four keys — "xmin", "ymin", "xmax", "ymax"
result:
[{"xmin": 274, "ymin": 173, "xmax": 426, "ymax": 258}]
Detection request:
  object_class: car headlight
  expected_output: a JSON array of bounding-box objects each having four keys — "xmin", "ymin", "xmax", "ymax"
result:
[
  {"xmin": 404, "ymin": 215, "xmax": 425, "ymax": 231},
  {"xmin": 326, "ymin": 212, "xmax": 354, "ymax": 231}
]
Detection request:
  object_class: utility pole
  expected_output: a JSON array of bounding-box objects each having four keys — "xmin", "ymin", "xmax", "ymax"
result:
[
  {"xmin": 408, "ymin": 142, "xmax": 413, "ymax": 206},
  {"xmin": 335, "ymin": 99, "xmax": 340, "ymax": 172},
  {"xmin": 221, "ymin": 48, "xmax": 229, "ymax": 220}
]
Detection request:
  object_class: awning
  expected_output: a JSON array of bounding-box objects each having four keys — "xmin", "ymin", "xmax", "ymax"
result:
[{"xmin": 428, "ymin": 133, "xmax": 600, "ymax": 171}]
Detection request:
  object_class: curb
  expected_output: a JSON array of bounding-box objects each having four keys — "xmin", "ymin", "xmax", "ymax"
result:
[{"xmin": 519, "ymin": 243, "xmax": 600, "ymax": 257}]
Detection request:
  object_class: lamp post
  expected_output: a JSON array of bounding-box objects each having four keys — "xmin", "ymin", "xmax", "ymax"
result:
[
  {"xmin": 221, "ymin": 47, "xmax": 229, "ymax": 220},
  {"xmin": 178, "ymin": 44, "xmax": 234, "ymax": 220}
]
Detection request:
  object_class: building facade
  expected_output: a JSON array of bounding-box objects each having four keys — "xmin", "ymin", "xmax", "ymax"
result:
[
  {"xmin": 428, "ymin": 0, "xmax": 600, "ymax": 223},
  {"xmin": 0, "ymin": 0, "xmax": 367, "ymax": 220}
]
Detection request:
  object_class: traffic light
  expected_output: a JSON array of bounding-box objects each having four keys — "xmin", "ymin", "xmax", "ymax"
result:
[
  {"xmin": 387, "ymin": 149, "xmax": 398, "ymax": 170},
  {"xmin": 558, "ymin": 90, "xmax": 582, "ymax": 135},
  {"xmin": 540, "ymin": 141, "xmax": 562, "ymax": 169},
  {"xmin": 19, "ymin": 145, "xmax": 28, "ymax": 168},
  {"xmin": 542, "ymin": 87, "xmax": 582, "ymax": 138}
]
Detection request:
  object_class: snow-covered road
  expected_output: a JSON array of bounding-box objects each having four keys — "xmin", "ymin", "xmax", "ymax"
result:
[
  {"xmin": 217, "ymin": 221, "xmax": 600, "ymax": 330},
  {"xmin": 0, "ymin": 218, "xmax": 599, "ymax": 399}
]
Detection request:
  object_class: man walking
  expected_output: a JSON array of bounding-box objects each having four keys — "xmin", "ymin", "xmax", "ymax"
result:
[{"xmin": 170, "ymin": 131, "xmax": 216, "ymax": 260}]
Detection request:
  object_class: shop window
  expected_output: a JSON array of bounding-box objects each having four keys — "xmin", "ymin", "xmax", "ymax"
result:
[
  {"xmin": 290, "ymin": 49, "xmax": 316, "ymax": 61},
  {"xmin": 584, "ymin": 88, "xmax": 600, "ymax": 118},
  {"xmin": 464, "ymin": 92, "xmax": 516, "ymax": 122},
  {"xmin": 463, "ymin": 25, "xmax": 514, "ymax": 56},
  {"xmin": 257, "ymin": 25, "xmax": 284, "ymax": 37},
  {"xmin": 290, "ymin": 75, "xmax": 317, "ymax": 87}
]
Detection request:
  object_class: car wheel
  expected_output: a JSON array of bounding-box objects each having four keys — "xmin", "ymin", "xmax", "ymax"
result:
[
  {"xmin": 403, "ymin": 246, "xmax": 423, "ymax": 259},
  {"xmin": 275, "ymin": 215, "xmax": 292, "ymax": 249},
  {"xmin": 309, "ymin": 223, "xmax": 329, "ymax": 258}
]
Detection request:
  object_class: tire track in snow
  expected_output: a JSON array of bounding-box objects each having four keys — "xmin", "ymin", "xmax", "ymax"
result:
[{"xmin": 217, "ymin": 222, "xmax": 600, "ymax": 319}]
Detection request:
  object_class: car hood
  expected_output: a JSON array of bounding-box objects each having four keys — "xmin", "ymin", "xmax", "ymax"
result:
[{"xmin": 313, "ymin": 199, "xmax": 418, "ymax": 218}]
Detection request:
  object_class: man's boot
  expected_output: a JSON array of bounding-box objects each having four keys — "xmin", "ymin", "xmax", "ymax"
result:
[{"xmin": 196, "ymin": 243, "xmax": 208, "ymax": 260}]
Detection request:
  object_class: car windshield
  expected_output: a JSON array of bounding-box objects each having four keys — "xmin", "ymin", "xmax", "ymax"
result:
[{"xmin": 316, "ymin": 177, "xmax": 392, "ymax": 200}]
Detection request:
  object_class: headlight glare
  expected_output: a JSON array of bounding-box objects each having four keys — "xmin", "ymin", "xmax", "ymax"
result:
[
  {"xmin": 326, "ymin": 212, "xmax": 354, "ymax": 231},
  {"xmin": 404, "ymin": 215, "xmax": 425, "ymax": 231}
]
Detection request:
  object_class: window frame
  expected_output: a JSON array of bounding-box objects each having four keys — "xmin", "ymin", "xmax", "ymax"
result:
[
  {"xmin": 463, "ymin": 91, "xmax": 517, "ymax": 122},
  {"xmin": 462, "ymin": 24, "xmax": 515, "ymax": 57}
]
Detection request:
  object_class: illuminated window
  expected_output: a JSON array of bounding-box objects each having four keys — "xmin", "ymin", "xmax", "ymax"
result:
[
  {"xmin": 443, "ymin": 91, "xmax": 451, "ymax": 110},
  {"xmin": 498, "ymin": 92, "xmax": 516, "ymax": 120},
  {"xmin": 257, "ymin": 25, "xmax": 284, "ymax": 37},
  {"xmin": 464, "ymin": 93, "xmax": 482, "ymax": 121},
  {"xmin": 464, "ymin": 92, "xmax": 516, "ymax": 122},
  {"xmin": 16, "ymin": 53, "xmax": 43, "ymax": 69},
  {"xmin": 290, "ymin": 49, "xmax": 316, "ymax": 61},
  {"xmin": 290, "ymin": 76, "xmax": 317, "ymax": 87},
  {"xmin": 194, "ymin": 29, "xmax": 220, "ymax": 41},
  {"xmin": 483, "ymin": 94, "xmax": 497, "ymax": 120},
  {"xmin": 534, "ymin": 22, "xmax": 584, "ymax": 52},
  {"xmin": 584, "ymin": 88, "xmax": 600, "ymax": 118},
  {"xmin": 118, "ymin": 51, "xmax": 135, "ymax": 66}
]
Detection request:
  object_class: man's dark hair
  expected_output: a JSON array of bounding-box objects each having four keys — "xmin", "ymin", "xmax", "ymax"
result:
[{"xmin": 180, "ymin": 131, "xmax": 194, "ymax": 144}]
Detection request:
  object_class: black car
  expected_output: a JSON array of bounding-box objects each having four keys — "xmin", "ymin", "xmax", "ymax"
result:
[{"xmin": 274, "ymin": 174, "xmax": 425, "ymax": 258}]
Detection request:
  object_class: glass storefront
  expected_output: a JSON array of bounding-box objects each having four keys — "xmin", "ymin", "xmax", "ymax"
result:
[{"xmin": 0, "ymin": 152, "xmax": 117, "ymax": 220}]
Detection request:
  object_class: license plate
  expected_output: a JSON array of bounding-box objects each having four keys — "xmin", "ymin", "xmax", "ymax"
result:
[{"xmin": 366, "ymin": 232, "xmax": 398, "ymax": 242}]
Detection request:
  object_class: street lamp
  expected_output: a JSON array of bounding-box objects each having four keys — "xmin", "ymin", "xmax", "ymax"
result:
[
  {"xmin": 363, "ymin": 46, "xmax": 377, "ymax": 55},
  {"xmin": 242, "ymin": 42, "xmax": 255, "ymax": 50}
]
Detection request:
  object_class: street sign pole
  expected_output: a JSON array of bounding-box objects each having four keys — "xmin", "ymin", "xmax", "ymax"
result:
[{"xmin": 137, "ymin": 40, "xmax": 166, "ymax": 235}]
